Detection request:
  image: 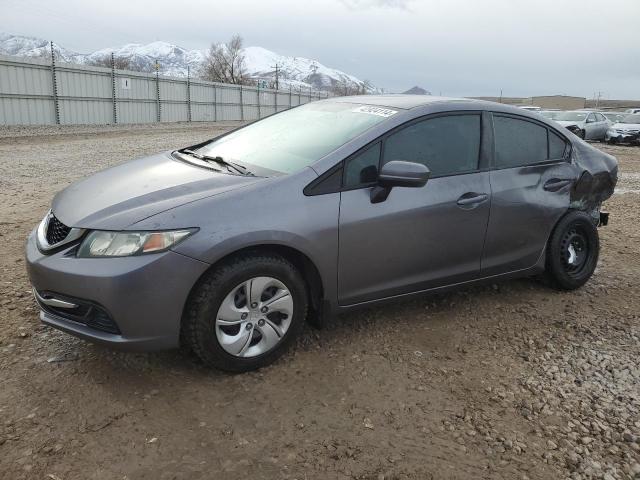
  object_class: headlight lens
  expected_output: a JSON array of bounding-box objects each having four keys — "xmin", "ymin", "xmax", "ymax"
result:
[{"xmin": 77, "ymin": 229, "xmax": 195, "ymax": 258}]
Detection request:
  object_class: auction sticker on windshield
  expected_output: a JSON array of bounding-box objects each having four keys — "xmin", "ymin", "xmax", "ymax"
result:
[{"xmin": 352, "ymin": 105, "xmax": 398, "ymax": 117}]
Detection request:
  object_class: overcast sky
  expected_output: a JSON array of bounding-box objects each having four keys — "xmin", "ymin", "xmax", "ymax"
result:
[{"xmin": 2, "ymin": 0, "xmax": 639, "ymax": 98}]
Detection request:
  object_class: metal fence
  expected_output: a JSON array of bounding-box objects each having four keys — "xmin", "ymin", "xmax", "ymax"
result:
[{"xmin": 0, "ymin": 54, "xmax": 329, "ymax": 126}]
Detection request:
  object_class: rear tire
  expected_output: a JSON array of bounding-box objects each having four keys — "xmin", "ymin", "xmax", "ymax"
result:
[
  {"xmin": 544, "ymin": 211, "xmax": 599, "ymax": 290},
  {"xmin": 182, "ymin": 253, "xmax": 308, "ymax": 372}
]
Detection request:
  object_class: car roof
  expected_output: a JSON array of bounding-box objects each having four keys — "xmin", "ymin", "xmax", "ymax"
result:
[{"xmin": 327, "ymin": 94, "xmax": 485, "ymax": 110}]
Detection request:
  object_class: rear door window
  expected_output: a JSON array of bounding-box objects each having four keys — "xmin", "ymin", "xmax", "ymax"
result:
[{"xmin": 493, "ymin": 116, "xmax": 548, "ymax": 168}]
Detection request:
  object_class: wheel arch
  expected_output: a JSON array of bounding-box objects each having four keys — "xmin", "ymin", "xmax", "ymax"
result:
[
  {"xmin": 180, "ymin": 244, "xmax": 325, "ymax": 339},
  {"xmin": 546, "ymin": 206, "xmax": 600, "ymax": 245}
]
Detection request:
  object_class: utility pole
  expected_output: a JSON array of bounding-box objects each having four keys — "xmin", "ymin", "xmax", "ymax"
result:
[
  {"xmin": 270, "ymin": 63, "xmax": 280, "ymax": 90},
  {"xmin": 595, "ymin": 91, "xmax": 603, "ymax": 108},
  {"xmin": 499, "ymin": 89, "xmax": 503, "ymax": 104}
]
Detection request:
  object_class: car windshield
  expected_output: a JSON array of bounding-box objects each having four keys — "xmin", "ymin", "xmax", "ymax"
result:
[
  {"xmin": 555, "ymin": 112, "xmax": 588, "ymax": 121},
  {"xmin": 196, "ymin": 101, "xmax": 396, "ymax": 174},
  {"xmin": 621, "ymin": 114, "xmax": 640, "ymax": 124},
  {"xmin": 604, "ymin": 113, "xmax": 626, "ymax": 122},
  {"xmin": 540, "ymin": 111, "xmax": 559, "ymax": 119}
]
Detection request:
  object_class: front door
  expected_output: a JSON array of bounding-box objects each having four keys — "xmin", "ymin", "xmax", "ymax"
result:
[
  {"xmin": 584, "ymin": 113, "xmax": 608, "ymax": 140},
  {"xmin": 338, "ymin": 113, "xmax": 491, "ymax": 305}
]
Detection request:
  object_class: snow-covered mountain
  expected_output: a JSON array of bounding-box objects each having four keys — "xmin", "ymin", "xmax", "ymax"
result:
[
  {"xmin": 243, "ymin": 46, "xmax": 367, "ymax": 91},
  {"xmin": 84, "ymin": 41, "xmax": 206, "ymax": 77},
  {"xmin": 0, "ymin": 32, "xmax": 83, "ymax": 63},
  {"xmin": 0, "ymin": 32, "xmax": 375, "ymax": 92},
  {"xmin": 403, "ymin": 86, "xmax": 431, "ymax": 95}
]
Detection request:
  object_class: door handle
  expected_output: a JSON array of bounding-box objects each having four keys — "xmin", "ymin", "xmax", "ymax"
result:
[
  {"xmin": 543, "ymin": 178, "xmax": 573, "ymax": 192},
  {"xmin": 456, "ymin": 193, "xmax": 488, "ymax": 207}
]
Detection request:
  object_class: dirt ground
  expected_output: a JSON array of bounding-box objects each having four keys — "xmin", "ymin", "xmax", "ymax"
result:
[{"xmin": 0, "ymin": 123, "xmax": 639, "ymax": 480}]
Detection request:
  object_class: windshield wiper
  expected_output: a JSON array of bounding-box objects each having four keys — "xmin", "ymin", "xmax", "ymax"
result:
[{"xmin": 181, "ymin": 149, "xmax": 253, "ymax": 176}]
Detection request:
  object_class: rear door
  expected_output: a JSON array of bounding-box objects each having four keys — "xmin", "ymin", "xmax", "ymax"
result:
[
  {"xmin": 481, "ymin": 113, "xmax": 573, "ymax": 276},
  {"xmin": 338, "ymin": 112, "xmax": 491, "ymax": 305}
]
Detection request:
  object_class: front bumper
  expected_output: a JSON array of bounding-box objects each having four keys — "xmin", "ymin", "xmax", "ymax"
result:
[
  {"xmin": 605, "ymin": 131, "xmax": 640, "ymax": 144},
  {"xmin": 25, "ymin": 230, "xmax": 210, "ymax": 351}
]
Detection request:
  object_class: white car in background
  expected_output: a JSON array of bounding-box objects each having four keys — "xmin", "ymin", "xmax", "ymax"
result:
[
  {"xmin": 539, "ymin": 110, "xmax": 560, "ymax": 120},
  {"xmin": 554, "ymin": 111, "xmax": 609, "ymax": 140},
  {"xmin": 518, "ymin": 105, "xmax": 541, "ymax": 111},
  {"xmin": 602, "ymin": 112, "xmax": 628, "ymax": 124},
  {"xmin": 624, "ymin": 108, "xmax": 640, "ymax": 114},
  {"xmin": 606, "ymin": 113, "xmax": 640, "ymax": 145}
]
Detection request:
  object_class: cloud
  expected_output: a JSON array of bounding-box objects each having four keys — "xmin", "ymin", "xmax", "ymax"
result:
[{"xmin": 339, "ymin": 0, "xmax": 413, "ymax": 10}]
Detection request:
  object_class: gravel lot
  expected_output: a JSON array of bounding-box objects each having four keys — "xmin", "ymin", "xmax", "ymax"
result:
[{"xmin": 0, "ymin": 123, "xmax": 639, "ymax": 480}]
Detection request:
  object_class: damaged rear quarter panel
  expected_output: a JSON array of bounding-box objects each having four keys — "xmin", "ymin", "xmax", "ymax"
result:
[{"xmin": 569, "ymin": 139, "xmax": 618, "ymax": 211}]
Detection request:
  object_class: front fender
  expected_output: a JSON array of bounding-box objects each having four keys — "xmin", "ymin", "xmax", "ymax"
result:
[{"xmin": 130, "ymin": 169, "xmax": 341, "ymax": 307}]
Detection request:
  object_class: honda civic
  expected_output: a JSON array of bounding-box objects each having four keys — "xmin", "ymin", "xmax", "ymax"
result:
[{"xmin": 26, "ymin": 96, "xmax": 617, "ymax": 372}]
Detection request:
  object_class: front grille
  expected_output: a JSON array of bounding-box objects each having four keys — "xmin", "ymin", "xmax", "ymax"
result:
[
  {"xmin": 36, "ymin": 291, "xmax": 121, "ymax": 335},
  {"xmin": 46, "ymin": 214, "xmax": 71, "ymax": 245}
]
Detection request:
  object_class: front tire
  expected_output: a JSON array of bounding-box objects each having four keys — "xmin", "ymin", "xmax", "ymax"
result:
[
  {"xmin": 182, "ymin": 253, "xmax": 308, "ymax": 372},
  {"xmin": 544, "ymin": 211, "xmax": 600, "ymax": 290}
]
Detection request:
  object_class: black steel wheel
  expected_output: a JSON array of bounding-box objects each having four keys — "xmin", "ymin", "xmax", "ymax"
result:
[
  {"xmin": 544, "ymin": 211, "xmax": 599, "ymax": 290},
  {"xmin": 559, "ymin": 227, "xmax": 590, "ymax": 278}
]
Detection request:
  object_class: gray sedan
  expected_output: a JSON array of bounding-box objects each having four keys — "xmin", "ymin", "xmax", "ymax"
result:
[
  {"xmin": 26, "ymin": 96, "xmax": 617, "ymax": 372},
  {"xmin": 554, "ymin": 111, "xmax": 610, "ymax": 140}
]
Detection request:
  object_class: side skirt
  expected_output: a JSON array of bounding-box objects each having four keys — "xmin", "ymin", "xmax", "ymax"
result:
[{"xmin": 332, "ymin": 255, "xmax": 546, "ymax": 316}]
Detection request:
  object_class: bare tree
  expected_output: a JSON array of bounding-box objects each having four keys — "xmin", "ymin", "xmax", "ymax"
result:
[
  {"xmin": 87, "ymin": 56, "xmax": 143, "ymax": 71},
  {"xmin": 200, "ymin": 34, "xmax": 250, "ymax": 85},
  {"xmin": 330, "ymin": 80, "xmax": 362, "ymax": 97}
]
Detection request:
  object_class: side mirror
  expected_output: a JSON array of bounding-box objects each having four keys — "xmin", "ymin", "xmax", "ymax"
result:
[
  {"xmin": 378, "ymin": 160, "xmax": 431, "ymax": 188},
  {"xmin": 371, "ymin": 160, "xmax": 430, "ymax": 203}
]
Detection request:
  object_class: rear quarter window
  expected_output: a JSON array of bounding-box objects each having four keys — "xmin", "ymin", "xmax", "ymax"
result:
[{"xmin": 549, "ymin": 130, "xmax": 568, "ymax": 159}]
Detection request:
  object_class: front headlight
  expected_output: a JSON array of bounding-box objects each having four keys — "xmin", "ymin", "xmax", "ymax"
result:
[{"xmin": 77, "ymin": 229, "xmax": 196, "ymax": 258}]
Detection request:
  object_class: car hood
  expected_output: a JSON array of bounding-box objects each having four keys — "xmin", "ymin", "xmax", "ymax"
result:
[
  {"xmin": 52, "ymin": 151, "xmax": 264, "ymax": 230},
  {"xmin": 556, "ymin": 120, "xmax": 584, "ymax": 127}
]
